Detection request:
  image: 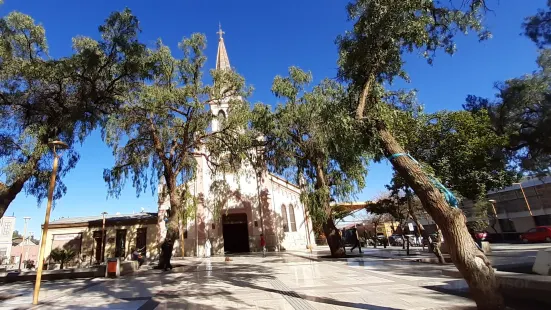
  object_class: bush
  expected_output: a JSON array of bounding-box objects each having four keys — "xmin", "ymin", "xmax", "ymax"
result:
[{"xmin": 50, "ymin": 248, "xmax": 77, "ymax": 269}]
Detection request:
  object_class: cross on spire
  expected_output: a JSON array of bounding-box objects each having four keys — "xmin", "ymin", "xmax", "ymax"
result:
[
  {"xmin": 217, "ymin": 23, "xmax": 225, "ymax": 40},
  {"xmin": 215, "ymin": 23, "xmax": 231, "ymax": 71}
]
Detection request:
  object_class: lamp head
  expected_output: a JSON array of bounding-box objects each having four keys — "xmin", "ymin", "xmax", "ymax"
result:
[
  {"xmin": 488, "ymin": 199, "xmax": 497, "ymax": 203},
  {"xmin": 47, "ymin": 140, "xmax": 68, "ymax": 150}
]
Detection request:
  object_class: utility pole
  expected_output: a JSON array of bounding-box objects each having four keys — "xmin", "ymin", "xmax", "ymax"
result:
[
  {"xmin": 19, "ymin": 217, "xmax": 30, "ymax": 270},
  {"xmin": 101, "ymin": 212, "xmax": 108, "ymax": 263}
]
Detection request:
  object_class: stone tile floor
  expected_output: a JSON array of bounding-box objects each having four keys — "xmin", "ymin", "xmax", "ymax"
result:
[
  {"xmin": 0, "ymin": 252, "xmax": 483, "ymax": 310},
  {"xmin": 6, "ymin": 244, "xmax": 548, "ymax": 309}
]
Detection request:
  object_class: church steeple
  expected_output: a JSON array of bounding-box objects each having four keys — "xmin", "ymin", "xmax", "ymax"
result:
[{"xmin": 215, "ymin": 23, "xmax": 231, "ymax": 71}]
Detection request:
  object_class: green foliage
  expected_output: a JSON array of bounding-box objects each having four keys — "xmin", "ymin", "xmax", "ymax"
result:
[
  {"xmin": 460, "ymin": 4, "xmax": 551, "ymax": 176},
  {"xmin": 207, "ymin": 180, "xmax": 232, "ymax": 221},
  {"xmin": 0, "ymin": 8, "xmax": 146, "ymax": 214},
  {"xmin": 467, "ymin": 198, "xmax": 492, "ymax": 232},
  {"xmin": 466, "ymin": 50, "xmax": 551, "ymax": 175},
  {"xmin": 524, "ymin": 0, "xmax": 551, "ymax": 48},
  {"xmin": 103, "ymin": 32, "xmax": 252, "ymax": 224},
  {"xmin": 250, "ymin": 67, "xmax": 370, "ymax": 227},
  {"xmin": 397, "ymin": 109, "xmax": 518, "ymax": 200},
  {"xmin": 49, "ymin": 248, "xmax": 77, "ymax": 269},
  {"xmin": 12, "ymin": 230, "xmax": 22, "ymax": 239},
  {"xmin": 338, "ymin": 0, "xmax": 490, "ymax": 112},
  {"xmin": 176, "ymin": 183, "xmax": 197, "ymax": 226}
]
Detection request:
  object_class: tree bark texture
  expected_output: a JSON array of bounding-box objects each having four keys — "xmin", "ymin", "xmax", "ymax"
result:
[
  {"xmin": 179, "ymin": 221, "xmax": 186, "ymax": 257},
  {"xmin": 158, "ymin": 174, "xmax": 183, "ymax": 267},
  {"xmin": 314, "ymin": 162, "xmax": 346, "ymax": 258},
  {"xmin": 322, "ymin": 215, "xmax": 346, "ymax": 257},
  {"xmin": 373, "ymin": 223, "xmax": 378, "ymax": 248},
  {"xmin": 0, "ymin": 152, "xmax": 42, "ymax": 218},
  {"xmin": 0, "ymin": 178, "xmax": 27, "ymax": 219},
  {"xmin": 376, "ymin": 124, "xmax": 504, "ymax": 310}
]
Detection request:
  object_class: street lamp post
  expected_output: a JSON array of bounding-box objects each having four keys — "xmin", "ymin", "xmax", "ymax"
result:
[
  {"xmin": 101, "ymin": 212, "xmax": 107, "ymax": 263},
  {"xmin": 32, "ymin": 140, "xmax": 68, "ymax": 305}
]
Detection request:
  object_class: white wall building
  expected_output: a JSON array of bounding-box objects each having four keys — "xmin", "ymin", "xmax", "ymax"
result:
[{"xmin": 158, "ymin": 27, "xmax": 315, "ymax": 256}]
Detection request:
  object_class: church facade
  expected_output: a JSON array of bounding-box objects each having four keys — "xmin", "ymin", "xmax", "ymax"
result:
[{"xmin": 158, "ymin": 28, "xmax": 315, "ymax": 256}]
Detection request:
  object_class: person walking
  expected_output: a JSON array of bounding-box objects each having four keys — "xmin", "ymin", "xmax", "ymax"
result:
[
  {"xmin": 161, "ymin": 237, "xmax": 173, "ymax": 271},
  {"xmin": 349, "ymin": 227, "xmax": 362, "ymax": 253},
  {"xmin": 260, "ymin": 234, "xmax": 266, "ymax": 257}
]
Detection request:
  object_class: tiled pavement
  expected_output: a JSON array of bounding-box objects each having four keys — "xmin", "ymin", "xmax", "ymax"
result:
[{"xmin": 0, "ymin": 252, "xmax": 482, "ymax": 310}]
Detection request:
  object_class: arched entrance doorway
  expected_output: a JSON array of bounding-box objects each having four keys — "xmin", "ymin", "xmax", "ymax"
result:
[{"xmin": 222, "ymin": 213, "xmax": 249, "ymax": 253}]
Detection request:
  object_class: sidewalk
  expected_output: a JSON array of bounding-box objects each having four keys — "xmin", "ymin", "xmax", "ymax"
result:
[
  {"xmin": 1, "ymin": 248, "xmax": 546, "ymax": 309},
  {"xmin": 20, "ymin": 252, "xmax": 479, "ymax": 310},
  {"xmin": 0, "ymin": 257, "xmax": 205, "ymax": 310},
  {"xmin": 288, "ymin": 245, "xmax": 437, "ymax": 262}
]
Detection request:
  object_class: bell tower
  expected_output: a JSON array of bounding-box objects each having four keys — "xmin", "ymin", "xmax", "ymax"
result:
[{"xmin": 211, "ymin": 23, "xmax": 232, "ymax": 132}]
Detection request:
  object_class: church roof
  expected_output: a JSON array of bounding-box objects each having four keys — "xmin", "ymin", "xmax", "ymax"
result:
[
  {"xmin": 216, "ymin": 24, "xmax": 231, "ymax": 71},
  {"xmin": 47, "ymin": 212, "xmax": 158, "ymax": 228}
]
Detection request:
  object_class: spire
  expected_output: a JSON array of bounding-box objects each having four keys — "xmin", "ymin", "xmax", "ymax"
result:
[{"xmin": 216, "ymin": 23, "xmax": 231, "ymax": 71}]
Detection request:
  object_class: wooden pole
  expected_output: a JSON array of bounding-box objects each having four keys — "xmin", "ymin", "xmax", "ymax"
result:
[
  {"xmin": 518, "ymin": 184, "xmax": 533, "ymax": 216},
  {"xmin": 32, "ymin": 154, "xmax": 60, "ymax": 305},
  {"xmin": 101, "ymin": 213, "xmax": 107, "ymax": 263}
]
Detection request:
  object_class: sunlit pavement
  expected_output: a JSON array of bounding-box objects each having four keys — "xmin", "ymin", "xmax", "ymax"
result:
[
  {"xmin": 1, "ymin": 244, "xmax": 549, "ymax": 309},
  {"xmin": 0, "ymin": 253, "xmax": 479, "ymax": 310}
]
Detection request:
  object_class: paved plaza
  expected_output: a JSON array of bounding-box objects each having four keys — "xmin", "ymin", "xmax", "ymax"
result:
[
  {"xmin": 0, "ymin": 244, "xmax": 549, "ymax": 310},
  {"xmin": 0, "ymin": 253, "xmax": 476, "ymax": 310}
]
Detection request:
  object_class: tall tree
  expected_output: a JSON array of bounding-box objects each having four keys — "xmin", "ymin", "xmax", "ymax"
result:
[
  {"xmin": 0, "ymin": 9, "xmax": 145, "ymax": 217},
  {"xmin": 524, "ymin": 0, "xmax": 551, "ymax": 48},
  {"xmin": 103, "ymin": 33, "xmax": 251, "ymax": 257},
  {"xmin": 399, "ymin": 109, "xmax": 518, "ymax": 199},
  {"xmin": 465, "ymin": 50, "xmax": 551, "ymax": 175},
  {"xmin": 461, "ymin": 2, "xmax": 551, "ymax": 176},
  {"xmin": 336, "ymin": 1, "xmax": 504, "ymax": 308},
  {"xmin": 250, "ymin": 67, "xmax": 370, "ymax": 257}
]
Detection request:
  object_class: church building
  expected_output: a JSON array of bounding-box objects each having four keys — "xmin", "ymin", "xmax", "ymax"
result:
[{"xmin": 158, "ymin": 27, "xmax": 315, "ymax": 256}]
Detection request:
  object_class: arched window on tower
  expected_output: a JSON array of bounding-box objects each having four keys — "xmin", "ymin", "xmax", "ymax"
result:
[
  {"xmin": 217, "ymin": 110, "xmax": 226, "ymax": 126},
  {"xmin": 281, "ymin": 204, "xmax": 289, "ymax": 232},
  {"xmin": 289, "ymin": 204, "xmax": 297, "ymax": 232}
]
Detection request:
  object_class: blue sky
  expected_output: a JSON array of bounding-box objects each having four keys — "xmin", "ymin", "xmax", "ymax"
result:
[{"xmin": 1, "ymin": 0, "xmax": 546, "ymax": 235}]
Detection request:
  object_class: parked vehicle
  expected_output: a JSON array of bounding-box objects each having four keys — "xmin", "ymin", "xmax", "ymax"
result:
[
  {"xmin": 520, "ymin": 226, "xmax": 551, "ymax": 243},
  {"xmin": 475, "ymin": 231, "xmax": 488, "ymax": 241}
]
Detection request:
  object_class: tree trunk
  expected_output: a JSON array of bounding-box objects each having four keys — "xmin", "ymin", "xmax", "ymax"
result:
[
  {"xmin": 0, "ymin": 177, "xmax": 30, "ymax": 219},
  {"xmin": 376, "ymin": 124, "xmax": 504, "ymax": 310},
  {"xmin": 373, "ymin": 223, "xmax": 378, "ymax": 248},
  {"xmin": 179, "ymin": 223, "xmax": 186, "ymax": 257},
  {"xmin": 158, "ymin": 174, "xmax": 182, "ymax": 267},
  {"xmin": 313, "ymin": 162, "xmax": 345, "ymax": 258},
  {"xmin": 323, "ymin": 216, "xmax": 346, "ymax": 257},
  {"xmin": 0, "ymin": 150, "xmax": 45, "ymax": 218}
]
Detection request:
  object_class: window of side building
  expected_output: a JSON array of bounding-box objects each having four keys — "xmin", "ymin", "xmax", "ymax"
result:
[
  {"xmin": 289, "ymin": 204, "xmax": 297, "ymax": 232},
  {"xmin": 281, "ymin": 205, "xmax": 289, "ymax": 232}
]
